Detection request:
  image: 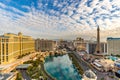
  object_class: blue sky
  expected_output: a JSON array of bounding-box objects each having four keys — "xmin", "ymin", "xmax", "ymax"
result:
[{"xmin": 0, "ymin": 0, "xmax": 120, "ymax": 41}]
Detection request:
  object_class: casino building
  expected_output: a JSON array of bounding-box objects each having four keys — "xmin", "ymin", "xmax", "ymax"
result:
[
  {"xmin": 35, "ymin": 39, "xmax": 56, "ymax": 52},
  {"xmin": 107, "ymin": 37, "xmax": 120, "ymax": 55},
  {"xmin": 0, "ymin": 32, "xmax": 35, "ymax": 64}
]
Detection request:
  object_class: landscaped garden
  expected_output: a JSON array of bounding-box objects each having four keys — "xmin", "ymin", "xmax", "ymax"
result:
[{"xmin": 23, "ymin": 58, "xmax": 48, "ymax": 80}]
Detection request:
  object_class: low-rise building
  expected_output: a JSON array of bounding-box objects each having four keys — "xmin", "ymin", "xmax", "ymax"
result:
[{"xmin": 92, "ymin": 59, "xmax": 114, "ymax": 72}]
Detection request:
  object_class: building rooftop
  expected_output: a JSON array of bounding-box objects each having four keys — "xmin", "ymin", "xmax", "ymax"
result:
[
  {"xmin": 95, "ymin": 59, "xmax": 114, "ymax": 68},
  {"xmin": 84, "ymin": 69, "xmax": 97, "ymax": 79},
  {"xmin": 107, "ymin": 37, "xmax": 120, "ymax": 40},
  {"xmin": 16, "ymin": 64, "xmax": 31, "ymax": 69},
  {"xmin": 0, "ymin": 32, "xmax": 32, "ymax": 39},
  {"xmin": 0, "ymin": 35, "xmax": 9, "ymax": 38}
]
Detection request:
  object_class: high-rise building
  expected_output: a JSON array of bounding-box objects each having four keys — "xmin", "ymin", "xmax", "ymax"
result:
[
  {"xmin": 57, "ymin": 40, "xmax": 68, "ymax": 48},
  {"xmin": 73, "ymin": 37, "xmax": 86, "ymax": 51},
  {"xmin": 73, "ymin": 37, "xmax": 107, "ymax": 54},
  {"xmin": 35, "ymin": 39, "xmax": 56, "ymax": 52},
  {"xmin": 87, "ymin": 41, "xmax": 107, "ymax": 54},
  {"xmin": 57, "ymin": 40, "xmax": 74, "ymax": 49},
  {"xmin": 107, "ymin": 37, "xmax": 120, "ymax": 55},
  {"xmin": 0, "ymin": 32, "xmax": 35, "ymax": 64}
]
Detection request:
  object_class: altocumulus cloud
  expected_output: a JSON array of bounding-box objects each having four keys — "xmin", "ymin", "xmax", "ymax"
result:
[{"xmin": 0, "ymin": 0, "xmax": 120, "ymax": 41}]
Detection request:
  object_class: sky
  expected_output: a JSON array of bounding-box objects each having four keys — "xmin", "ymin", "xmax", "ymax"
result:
[{"xmin": 0, "ymin": 0, "xmax": 120, "ymax": 41}]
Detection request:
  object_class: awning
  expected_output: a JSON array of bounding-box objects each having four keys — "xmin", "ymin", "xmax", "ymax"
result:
[{"xmin": 93, "ymin": 62, "xmax": 102, "ymax": 67}]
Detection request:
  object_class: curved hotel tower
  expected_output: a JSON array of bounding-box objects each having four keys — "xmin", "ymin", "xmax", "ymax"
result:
[{"xmin": 0, "ymin": 32, "xmax": 35, "ymax": 64}]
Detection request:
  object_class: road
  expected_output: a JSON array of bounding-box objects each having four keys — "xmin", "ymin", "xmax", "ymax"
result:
[
  {"xmin": 0, "ymin": 52, "xmax": 38, "ymax": 73},
  {"xmin": 20, "ymin": 70, "xmax": 31, "ymax": 80},
  {"xmin": 71, "ymin": 51, "xmax": 119, "ymax": 80}
]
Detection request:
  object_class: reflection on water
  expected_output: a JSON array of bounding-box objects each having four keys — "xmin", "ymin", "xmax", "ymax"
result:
[{"xmin": 44, "ymin": 54, "xmax": 82, "ymax": 80}]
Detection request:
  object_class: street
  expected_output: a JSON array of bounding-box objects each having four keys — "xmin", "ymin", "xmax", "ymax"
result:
[
  {"xmin": 19, "ymin": 70, "xmax": 31, "ymax": 80},
  {"xmin": 72, "ymin": 51, "xmax": 119, "ymax": 80}
]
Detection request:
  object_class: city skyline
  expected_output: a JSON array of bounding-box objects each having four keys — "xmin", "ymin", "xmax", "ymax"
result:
[{"xmin": 0, "ymin": 0, "xmax": 120, "ymax": 41}]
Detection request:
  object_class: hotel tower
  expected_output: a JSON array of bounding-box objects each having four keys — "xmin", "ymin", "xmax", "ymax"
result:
[{"xmin": 0, "ymin": 32, "xmax": 35, "ymax": 64}]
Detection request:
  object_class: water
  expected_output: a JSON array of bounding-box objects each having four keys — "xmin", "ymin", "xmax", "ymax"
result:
[
  {"xmin": 108, "ymin": 56, "xmax": 118, "ymax": 61},
  {"xmin": 44, "ymin": 54, "xmax": 82, "ymax": 80}
]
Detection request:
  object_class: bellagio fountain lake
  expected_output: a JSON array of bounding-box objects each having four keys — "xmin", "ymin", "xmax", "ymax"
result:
[{"xmin": 44, "ymin": 54, "xmax": 82, "ymax": 80}]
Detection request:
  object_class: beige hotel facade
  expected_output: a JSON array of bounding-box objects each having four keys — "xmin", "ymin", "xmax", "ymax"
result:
[
  {"xmin": 35, "ymin": 39, "xmax": 56, "ymax": 52},
  {"xmin": 0, "ymin": 32, "xmax": 35, "ymax": 64},
  {"xmin": 107, "ymin": 37, "xmax": 120, "ymax": 55}
]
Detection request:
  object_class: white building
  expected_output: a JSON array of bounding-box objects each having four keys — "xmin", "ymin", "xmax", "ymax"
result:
[
  {"xmin": 82, "ymin": 69, "xmax": 97, "ymax": 80},
  {"xmin": 107, "ymin": 37, "xmax": 120, "ymax": 55},
  {"xmin": 86, "ymin": 41, "xmax": 107, "ymax": 54},
  {"xmin": 73, "ymin": 37, "xmax": 107, "ymax": 54}
]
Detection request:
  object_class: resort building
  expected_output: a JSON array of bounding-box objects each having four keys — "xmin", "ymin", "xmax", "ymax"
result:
[
  {"xmin": 57, "ymin": 39, "xmax": 74, "ymax": 50},
  {"xmin": 87, "ymin": 42, "xmax": 107, "ymax": 54},
  {"xmin": 35, "ymin": 39, "xmax": 56, "ymax": 52},
  {"xmin": 73, "ymin": 37, "xmax": 107, "ymax": 54},
  {"xmin": 0, "ymin": 32, "xmax": 35, "ymax": 64},
  {"xmin": 73, "ymin": 37, "xmax": 86, "ymax": 51},
  {"xmin": 107, "ymin": 37, "xmax": 120, "ymax": 55},
  {"xmin": 57, "ymin": 40, "xmax": 68, "ymax": 48}
]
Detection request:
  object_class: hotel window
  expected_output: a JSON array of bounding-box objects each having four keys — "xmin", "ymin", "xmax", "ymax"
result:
[
  {"xmin": 2, "ymin": 39, "xmax": 4, "ymax": 42},
  {"xmin": 14, "ymin": 37, "xmax": 17, "ymax": 42},
  {"xmin": 2, "ymin": 44, "xmax": 4, "ymax": 62},
  {"xmin": 0, "ymin": 58, "xmax": 1, "ymax": 64},
  {"xmin": 6, "ymin": 43, "xmax": 8, "ymax": 55},
  {"xmin": 2, "ymin": 44, "xmax": 4, "ymax": 55},
  {"xmin": 2, "ymin": 56, "xmax": 4, "ymax": 62},
  {"xmin": 6, "ymin": 56, "xmax": 8, "ymax": 62},
  {"xmin": 6, "ymin": 39, "xmax": 8, "ymax": 42}
]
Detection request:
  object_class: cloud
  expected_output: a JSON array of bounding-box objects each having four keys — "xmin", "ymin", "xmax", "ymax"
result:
[
  {"xmin": 0, "ymin": 2, "xmax": 6, "ymax": 8},
  {"xmin": 0, "ymin": 0, "xmax": 120, "ymax": 41}
]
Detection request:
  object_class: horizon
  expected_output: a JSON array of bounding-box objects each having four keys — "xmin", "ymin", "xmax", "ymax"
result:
[{"xmin": 0, "ymin": 0, "xmax": 120, "ymax": 41}]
